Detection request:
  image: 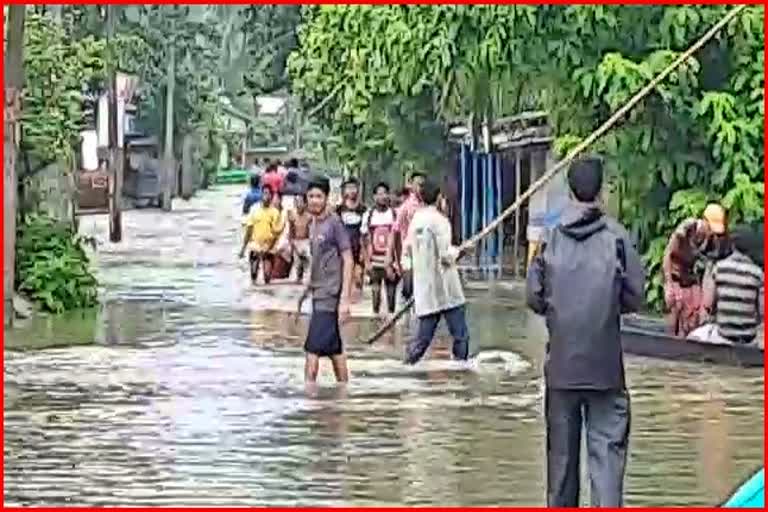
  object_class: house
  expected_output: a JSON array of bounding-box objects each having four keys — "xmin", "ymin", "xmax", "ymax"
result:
[
  {"xmin": 448, "ymin": 111, "xmax": 567, "ymax": 278},
  {"xmin": 218, "ymin": 97, "xmax": 254, "ymax": 169}
]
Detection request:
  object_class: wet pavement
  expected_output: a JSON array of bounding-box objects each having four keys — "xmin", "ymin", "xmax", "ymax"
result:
[{"xmin": 4, "ymin": 186, "xmax": 764, "ymax": 506}]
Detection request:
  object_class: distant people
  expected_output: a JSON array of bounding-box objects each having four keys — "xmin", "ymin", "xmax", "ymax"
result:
[
  {"xmin": 336, "ymin": 177, "xmax": 368, "ymax": 292},
  {"xmin": 242, "ymin": 174, "xmax": 262, "ymax": 216},
  {"xmin": 239, "ymin": 185, "xmax": 284, "ymax": 285},
  {"xmin": 288, "ymin": 194, "xmax": 313, "ymax": 284},
  {"xmin": 272, "ymin": 188, "xmax": 283, "ymax": 210},
  {"xmin": 526, "ymin": 157, "xmax": 645, "ymax": 507},
  {"xmin": 403, "ymin": 178, "xmax": 469, "ymax": 365},
  {"xmin": 298, "ymin": 178, "xmax": 353, "ymax": 384},
  {"xmin": 691, "ymin": 225, "xmax": 764, "ymax": 345},
  {"xmin": 392, "ymin": 187, "xmax": 408, "ymax": 209},
  {"xmin": 662, "ymin": 209, "xmax": 722, "ymax": 337},
  {"xmin": 262, "ymin": 161, "xmax": 284, "ymax": 197},
  {"xmin": 249, "ymin": 158, "xmax": 263, "ymax": 176},
  {"xmin": 282, "ymin": 162, "xmax": 306, "ymax": 197},
  {"xmin": 361, "ymin": 182, "xmax": 399, "ymax": 318},
  {"xmin": 390, "ymin": 172, "xmax": 425, "ymax": 303}
]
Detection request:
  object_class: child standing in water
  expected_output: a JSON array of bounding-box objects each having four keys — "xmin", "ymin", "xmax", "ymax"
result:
[{"xmin": 298, "ymin": 178, "xmax": 353, "ymax": 383}]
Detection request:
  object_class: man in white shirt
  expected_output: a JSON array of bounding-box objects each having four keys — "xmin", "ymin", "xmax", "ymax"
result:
[{"xmin": 403, "ymin": 179, "xmax": 469, "ymax": 364}]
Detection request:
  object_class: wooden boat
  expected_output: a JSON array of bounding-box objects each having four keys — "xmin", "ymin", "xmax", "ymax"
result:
[{"xmin": 621, "ymin": 317, "xmax": 764, "ymax": 368}]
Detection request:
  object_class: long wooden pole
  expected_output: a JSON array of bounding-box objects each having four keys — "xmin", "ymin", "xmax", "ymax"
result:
[{"xmin": 364, "ymin": 4, "xmax": 747, "ymax": 345}]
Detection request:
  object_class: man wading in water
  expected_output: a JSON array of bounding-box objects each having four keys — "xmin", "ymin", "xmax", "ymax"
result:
[
  {"xmin": 298, "ymin": 178, "xmax": 353, "ymax": 383},
  {"xmin": 361, "ymin": 182, "xmax": 399, "ymax": 320},
  {"xmin": 336, "ymin": 177, "xmax": 368, "ymax": 296},
  {"xmin": 403, "ymin": 179, "xmax": 470, "ymax": 365},
  {"xmin": 239, "ymin": 185, "xmax": 283, "ymax": 285},
  {"xmin": 288, "ymin": 194, "xmax": 312, "ymax": 284},
  {"xmin": 526, "ymin": 157, "xmax": 645, "ymax": 507}
]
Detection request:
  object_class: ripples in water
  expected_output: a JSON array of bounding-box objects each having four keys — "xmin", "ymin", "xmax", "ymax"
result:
[{"xmin": 5, "ymin": 186, "xmax": 763, "ymax": 506}]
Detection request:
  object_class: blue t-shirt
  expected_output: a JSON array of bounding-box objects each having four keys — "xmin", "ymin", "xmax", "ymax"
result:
[{"xmin": 243, "ymin": 188, "xmax": 262, "ymax": 215}]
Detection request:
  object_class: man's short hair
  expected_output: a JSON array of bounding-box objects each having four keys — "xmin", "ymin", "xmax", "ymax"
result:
[
  {"xmin": 411, "ymin": 171, "xmax": 426, "ymax": 181},
  {"xmin": 307, "ymin": 177, "xmax": 330, "ymax": 196},
  {"xmin": 568, "ymin": 157, "xmax": 603, "ymax": 203},
  {"xmin": 421, "ymin": 178, "xmax": 441, "ymax": 206},
  {"xmin": 373, "ymin": 182, "xmax": 390, "ymax": 194},
  {"xmin": 342, "ymin": 177, "xmax": 360, "ymax": 189},
  {"xmin": 731, "ymin": 224, "xmax": 761, "ymax": 256}
]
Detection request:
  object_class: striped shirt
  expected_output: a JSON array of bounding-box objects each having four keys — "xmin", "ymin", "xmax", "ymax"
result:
[{"xmin": 712, "ymin": 251, "xmax": 764, "ymax": 342}]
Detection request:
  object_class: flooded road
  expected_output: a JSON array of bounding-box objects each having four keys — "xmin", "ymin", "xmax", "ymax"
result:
[{"xmin": 4, "ymin": 186, "xmax": 764, "ymax": 506}]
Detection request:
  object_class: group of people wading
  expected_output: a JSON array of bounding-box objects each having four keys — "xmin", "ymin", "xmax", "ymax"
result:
[
  {"xmin": 240, "ymin": 167, "xmax": 467, "ymax": 383},
  {"xmin": 239, "ymin": 155, "xmax": 762, "ymax": 508}
]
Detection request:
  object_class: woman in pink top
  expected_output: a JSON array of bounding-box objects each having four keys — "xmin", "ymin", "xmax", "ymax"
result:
[{"xmin": 261, "ymin": 162, "xmax": 284, "ymax": 197}]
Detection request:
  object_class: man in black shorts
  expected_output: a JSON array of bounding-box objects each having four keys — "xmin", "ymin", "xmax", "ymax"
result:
[{"xmin": 298, "ymin": 177, "xmax": 353, "ymax": 383}]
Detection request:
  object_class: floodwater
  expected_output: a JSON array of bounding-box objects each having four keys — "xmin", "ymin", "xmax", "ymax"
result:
[{"xmin": 4, "ymin": 186, "xmax": 764, "ymax": 506}]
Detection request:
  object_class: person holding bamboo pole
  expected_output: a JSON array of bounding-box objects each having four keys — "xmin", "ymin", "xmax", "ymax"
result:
[
  {"xmin": 526, "ymin": 157, "xmax": 645, "ymax": 507},
  {"xmin": 402, "ymin": 179, "xmax": 470, "ymax": 365}
]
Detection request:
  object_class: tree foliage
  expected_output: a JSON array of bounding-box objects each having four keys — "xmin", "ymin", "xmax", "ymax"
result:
[
  {"xmin": 290, "ymin": 5, "xmax": 764, "ymax": 309},
  {"xmin": 15, "ymin": 213, "xmax": 98, "ymax": 313}
]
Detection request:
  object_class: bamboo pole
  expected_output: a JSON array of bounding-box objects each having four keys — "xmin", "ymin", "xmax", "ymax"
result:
[{"xmin": 363, "ymin": 4, "xmax": 747, "ymax": 346}]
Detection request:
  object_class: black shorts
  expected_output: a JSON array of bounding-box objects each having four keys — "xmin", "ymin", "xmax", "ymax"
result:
[
  {"xmin": 369, "ymin": 266, "xmax": 398, "ymax": 285},
  {"xmin": 304, "ymin": 308, "xmax": 343, "ymax": 357}
]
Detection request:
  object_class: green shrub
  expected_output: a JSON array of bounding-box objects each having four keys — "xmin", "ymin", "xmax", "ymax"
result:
[{"xmin": 15, "ymin": 214, "xmax": 98, "ymax": 313}]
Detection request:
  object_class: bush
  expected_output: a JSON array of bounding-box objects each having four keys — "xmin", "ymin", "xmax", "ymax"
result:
[{"xmin": 15, "ymin": 214, "xmax": 98, "ymax": 313}]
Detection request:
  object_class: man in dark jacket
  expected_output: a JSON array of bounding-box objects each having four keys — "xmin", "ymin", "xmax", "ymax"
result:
[{"xmin": 526, "ymin": 156, "xmax": 645, "ymax": 507}]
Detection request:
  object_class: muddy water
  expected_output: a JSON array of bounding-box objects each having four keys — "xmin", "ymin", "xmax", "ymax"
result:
[{"xmin": 4, "ymin": 186, "xmax": 763, "ymax": 506}]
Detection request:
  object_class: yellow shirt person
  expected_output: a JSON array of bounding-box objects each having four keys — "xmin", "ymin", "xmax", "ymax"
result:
[{"xmin": 239, "ymin": 187, "xmax": 284, "ymax": 257}]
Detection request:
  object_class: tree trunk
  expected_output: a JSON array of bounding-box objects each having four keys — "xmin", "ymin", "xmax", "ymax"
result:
[
  {"xmin": 180, "ymin": 133, "xmax": 194, "ymax": 199},
  {"xmin": 4, "ymin": 6, "xmax": 25, "ymax": 327}
]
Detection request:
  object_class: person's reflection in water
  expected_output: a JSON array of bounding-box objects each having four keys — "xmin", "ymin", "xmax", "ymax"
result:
[
  {"xmin": 304, "ymin": 387, "xmax": 350, "ymax": 479},
  {"xmin": 697, "ymin": 382, "xmax": 733, "ymax": 502}
]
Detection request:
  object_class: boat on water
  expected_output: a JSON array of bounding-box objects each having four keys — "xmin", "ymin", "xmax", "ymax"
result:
[
  {"xmin": 722, "ymin": 468, "xmax": 764, "ymax": 507},
  {"xmin": 621, "ymin": 316, "xmax": 764, "ymax": 368}
]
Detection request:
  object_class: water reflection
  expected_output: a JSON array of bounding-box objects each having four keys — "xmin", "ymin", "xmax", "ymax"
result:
[{"xmin": 4, "ymin": 186, "xmax": 763, "ymax": 506}]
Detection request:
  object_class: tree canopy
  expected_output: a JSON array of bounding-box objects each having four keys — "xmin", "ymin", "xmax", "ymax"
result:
[{"xmin": 289, "ymin": 5, "xmax": 764, "ymax": 308}]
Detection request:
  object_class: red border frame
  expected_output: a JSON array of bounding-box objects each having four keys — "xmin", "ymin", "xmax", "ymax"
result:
[{"xmin": 1, "ymin": 1, "xmax": 765, "ymax": 509}]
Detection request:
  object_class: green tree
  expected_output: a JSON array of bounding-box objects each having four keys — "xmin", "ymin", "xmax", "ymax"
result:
[{"xmin": 290, "ymin": 5, "xmax": 764, "ymax": 309}]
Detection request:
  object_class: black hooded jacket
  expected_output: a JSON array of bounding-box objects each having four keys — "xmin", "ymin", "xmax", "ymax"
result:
[{"xmin": 526, "ymin": 204, "xmax": 646, "ymax": 390}]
